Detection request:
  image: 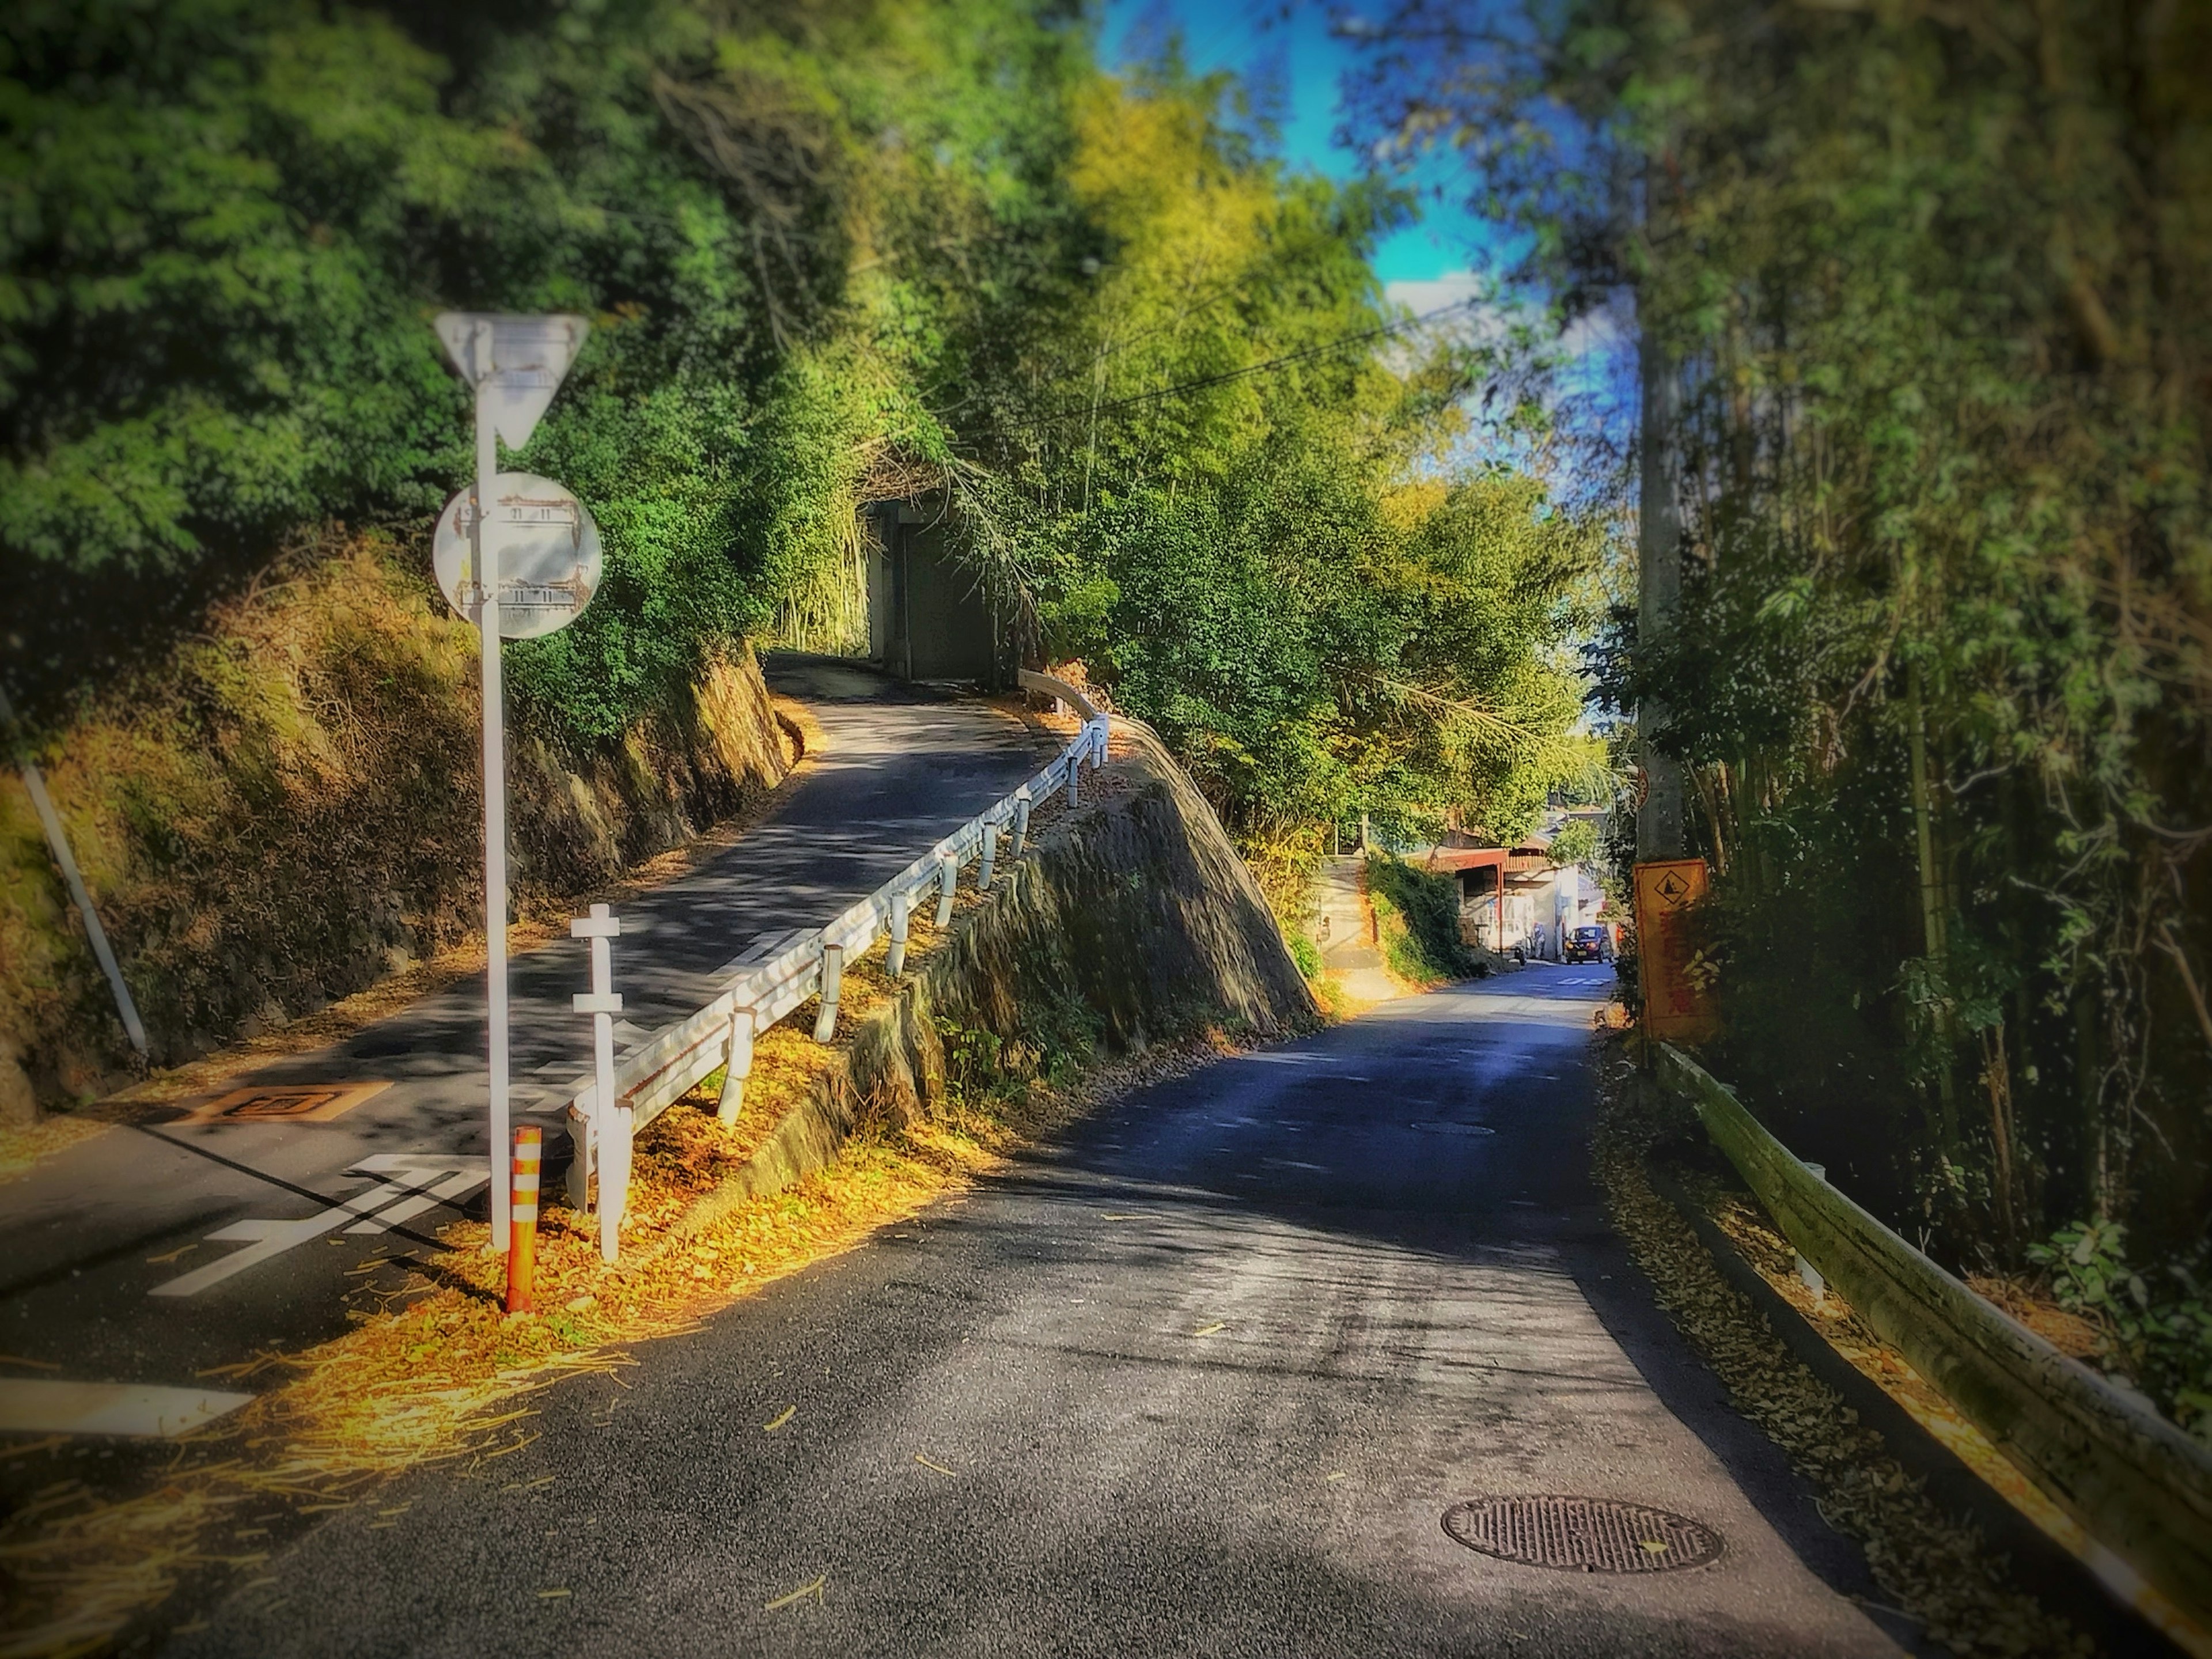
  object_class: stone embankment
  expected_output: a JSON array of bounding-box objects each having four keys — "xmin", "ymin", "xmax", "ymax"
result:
[{"xmin": 696, "ymin": 719, "xmax": 1318, "ymax": 1207}]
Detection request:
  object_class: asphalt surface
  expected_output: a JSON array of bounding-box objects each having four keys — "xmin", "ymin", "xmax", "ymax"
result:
[
  {"xmin": 0, "ymin": 658, "xmax": 1053, "ymax": 1418},
  {"xmin": 172, "ymin": 968, "xmax": 1918, "ymax": 1658}
]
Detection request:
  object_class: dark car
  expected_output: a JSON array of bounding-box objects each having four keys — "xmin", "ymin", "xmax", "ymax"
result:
[{"xmin": 1564, "ymin": 925, "xmax": 1611, "ymax": 964}]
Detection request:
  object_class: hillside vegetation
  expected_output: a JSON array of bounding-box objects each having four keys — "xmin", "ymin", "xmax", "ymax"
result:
[{"xmin": 2, "ymin": 2, "xmax": 1598, "ymax": 1099}]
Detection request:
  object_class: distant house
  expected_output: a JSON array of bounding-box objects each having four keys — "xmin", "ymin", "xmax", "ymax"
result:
[{"xmin": 1419, "ymin": 815, "xmax": 1609, "ymax": 960}]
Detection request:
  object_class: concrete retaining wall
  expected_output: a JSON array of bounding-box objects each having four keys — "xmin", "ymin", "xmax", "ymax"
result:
[
  {"xmin": 665, "ymin": 723, "xmax": 1314, "ymax": 1245},
  {"xmin": 846, "ymin": 721, "xmax": 1315, "ymax": 1130}
]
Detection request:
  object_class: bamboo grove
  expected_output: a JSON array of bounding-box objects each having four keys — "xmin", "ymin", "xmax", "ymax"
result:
[{"xmin": 1343, "ymin": 0, "xmax": 2212, "ymax": 1437}]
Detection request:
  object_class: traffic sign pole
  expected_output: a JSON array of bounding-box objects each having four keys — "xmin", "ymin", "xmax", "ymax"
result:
[
  {"xmin": 473, "ymin": 370, "xmax": 513, "ymax": 1253},
  {"xmin": 434, "ymin": 312, "xmax": 590, "ymax": 1259}
]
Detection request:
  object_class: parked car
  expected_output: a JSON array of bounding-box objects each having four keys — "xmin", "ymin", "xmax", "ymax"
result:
[{"xmin": 1564, "ymin": 925, "xmax": 1611, "ymax": 964}]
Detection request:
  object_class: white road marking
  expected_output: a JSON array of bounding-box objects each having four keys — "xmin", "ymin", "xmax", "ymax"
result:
[
  {"xmin": 0, "ymin": 1378, "xmax": 254, "ymax": 1437},
  {"xmin": 714, "ymin": 929, "xmax": 809, "ymax": 978},
  {"xmin": 344, "ymin": 1164, "xmax": 490, "ymax": 1234},
  {"xmin": 149, "ymin": 1155, "xmax": 488, "ymax": 1297}
]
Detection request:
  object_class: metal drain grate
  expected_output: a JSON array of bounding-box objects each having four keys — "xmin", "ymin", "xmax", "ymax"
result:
[
  {"xmin": 179, "ymin": 1081, "xmax": 389, "ymax": 1126},
  {"xmin": 1442, "ymin": 1495, "xmax": 1723, "ymax": 1574}
]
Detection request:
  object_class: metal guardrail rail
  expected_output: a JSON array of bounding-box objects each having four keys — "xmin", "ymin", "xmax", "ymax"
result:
[
  {"xmin": 564, "ymin": 673, "xmax": 1108, "ymax": 1212},
  {"xmin": 1656, "ymin": 1042, "xmax": 2212, "ymax": 1637}
]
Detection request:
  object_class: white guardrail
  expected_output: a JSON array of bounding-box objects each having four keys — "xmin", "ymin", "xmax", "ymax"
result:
[{"xmin": 563, "ymin": 673, "xmax": 1108, "ymax": 1235}]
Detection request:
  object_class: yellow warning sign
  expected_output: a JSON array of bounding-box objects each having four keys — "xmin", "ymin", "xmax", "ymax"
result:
[{"xmin": 1633, "ymin": 859, "xmax": 1718, "ymax": 1043}]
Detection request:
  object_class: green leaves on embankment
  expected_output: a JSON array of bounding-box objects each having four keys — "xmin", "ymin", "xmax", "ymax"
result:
[{"xmin": 5, "ymin": 1, "xmax": 1603, "ymax": 856}]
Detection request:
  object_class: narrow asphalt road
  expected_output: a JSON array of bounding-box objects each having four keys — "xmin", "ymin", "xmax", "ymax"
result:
[
  {"xmin": 0, "ymin": 658, "xmax": 1054, "ymax": 1424},
  {"xmin": 175, "ymin": 969, "xmax": 1916, "ymax": 1658}
]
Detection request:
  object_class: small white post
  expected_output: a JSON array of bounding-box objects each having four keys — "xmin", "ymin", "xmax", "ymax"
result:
[
  {"xmin": 716, "ymin": 1006, "xmax": 753, "ymax": 1127},
  {"xmin": 1011, "ymin": 789, "xmax": 1032, "ymax": 855},
  {"xmin": 978, "ymin": 822, "xmax": 998, "ymax": 891},
  {"xmin": 570, "ymin": 903, "xmax": 626, "ymax": 1263},
  {"xmin": 1066, "ymin": 754, "xmax": 1080, "ymax": 808},
  {"xmin": 887, "ymin": 889, "xmax": 911, "ymax": 978},
  {"xmin": 934, "ymin": 853, "xmax": 959, "ymax": 929},
  {"xmin": 813, "ymin": 941, "xmax": 843, "ymax": 1042}
]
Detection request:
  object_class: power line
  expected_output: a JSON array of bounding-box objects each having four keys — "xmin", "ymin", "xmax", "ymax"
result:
[{"xmin": 1021, "ymin": 294, "xmax": 1479, "ymax": 431}]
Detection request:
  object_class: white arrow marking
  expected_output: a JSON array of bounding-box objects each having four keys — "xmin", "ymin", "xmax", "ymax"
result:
[
  {"xmin": 344, "ymin": 1165, "xmax": 488, "ymax": 1236},
  {"xmin": 149, "ymin": 1156, "xmax": 488, "ymax": 1297}
]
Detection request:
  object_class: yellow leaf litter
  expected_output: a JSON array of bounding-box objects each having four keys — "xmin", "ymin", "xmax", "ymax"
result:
[{"xmin": 0, "ymin": 891, "xmax": 1262, "ymax": 1659}]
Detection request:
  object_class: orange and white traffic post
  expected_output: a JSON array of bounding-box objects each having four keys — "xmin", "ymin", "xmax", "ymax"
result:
[{"xmin": 505, "ymin": 1126, "xmax": 542, "ymax": 1315}]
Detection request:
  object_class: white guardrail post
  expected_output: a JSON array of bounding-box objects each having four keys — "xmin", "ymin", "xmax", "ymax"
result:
[
  {"xmin": 1012, "ymin": 787, "xmax": 1032, "ymax": 855},
  {"xmin": 978, "ymin": 822, "xmax": 998, "ymax": 891},
  {"xmin": 886, "ymin": 889, "xmax": 912, "ymax": 978},
  {"xmin": 813, "ymin": 942, "xmax": 843, "ymax": 1042},
  {"xmin": 715, "ymin": 1007, "xmax": 753, "ymax": 1127},
  {"xmin": 934, "ymin": 851, "xmax": 959, "ymax": 929},
  {"xmin": 570, "ymin": 903, "xmax": 628, "ymax": 1263}
]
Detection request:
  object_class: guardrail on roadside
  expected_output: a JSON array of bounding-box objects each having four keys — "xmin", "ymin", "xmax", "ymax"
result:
[
  {"xmin": 1655, "ymin": 1042, "xmax": 2212, "ymax": 1639},
  {"xmin": 562, "ymin": 672, "xmax": 1109, "ymax": 1226}
]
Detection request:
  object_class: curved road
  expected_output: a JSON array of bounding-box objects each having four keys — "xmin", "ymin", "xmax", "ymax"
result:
[
  {"xmin": 178, "ymin": 970, "xmax": 1919, "ymax": 1658},
  {"xmin": 0, "ymin": 658, "xmax": 1054, "ymax": 1406}
]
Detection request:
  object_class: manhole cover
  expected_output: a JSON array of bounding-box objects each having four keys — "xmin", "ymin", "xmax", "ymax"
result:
[{"xmin": 1442, "ymin": 1495, "xmax": 1723, "ymax": 1574}]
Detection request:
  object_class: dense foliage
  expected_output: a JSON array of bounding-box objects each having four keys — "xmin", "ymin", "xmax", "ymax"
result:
[
  {"xmin": 3, "ymin": 0, "xmax": 1596, "ymax": 853},
  {"xmin": 1343, "ymin": 0, "xmax": 2212, "ymax": 1427},
  {"xmin": 1366, "ymin": 853, "xmax": 1484, "ymax": 982}
]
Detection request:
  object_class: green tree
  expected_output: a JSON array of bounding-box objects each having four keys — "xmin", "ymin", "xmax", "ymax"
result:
[{"xmin": 1341, "ymin": 0, "xmax": 2212, "ymax": 1377}]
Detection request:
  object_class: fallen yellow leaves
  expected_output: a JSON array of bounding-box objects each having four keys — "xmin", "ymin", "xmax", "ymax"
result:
[
  {"xmin": 0, "ymin": 1113, "xmax": 108, "ymax": 1187},
  {"xmin": 763, "ymin": 1574, "xmax": 826, "ymax": 1612},
  {"xmin": 0, "ymin": 883, "xmax": 1269, "ymax": 1657}
]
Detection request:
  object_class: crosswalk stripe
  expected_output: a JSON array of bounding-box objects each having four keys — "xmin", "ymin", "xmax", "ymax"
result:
[{"xmin": 0, "ymin": 1378, "xmax": 254, "ymax": 1437}]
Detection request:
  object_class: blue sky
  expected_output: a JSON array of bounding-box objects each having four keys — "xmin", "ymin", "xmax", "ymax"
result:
[
  {"xmin": 1096, "ymin": 0, "xmax": 1486, "ymax": 298},
  {"xmin": 1094, "ymin": 1, "xmax": 1635, "ymax": 480}
]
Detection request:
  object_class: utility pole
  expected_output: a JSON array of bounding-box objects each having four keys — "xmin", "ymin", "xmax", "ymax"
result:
[{"xmin": 1636, "ymin": 162, "xmax": 1687, "ymax": 864}]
